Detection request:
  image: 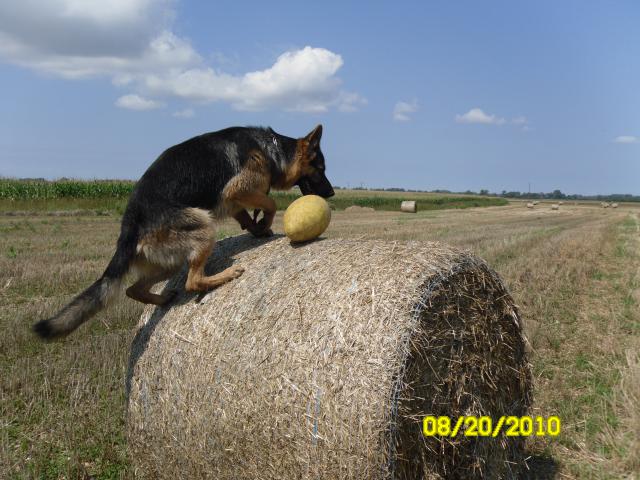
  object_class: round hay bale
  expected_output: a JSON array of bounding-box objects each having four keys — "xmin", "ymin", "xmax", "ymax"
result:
[
  {"xmin": 400, "ymin": 200, "xmax": 417, "ymax": 213},
  {"xmin": 551, "ymin": 204, "xmax": 559, "ymax": 210},
  {"xmin": 345, "ymin": 205, "xmax": 375, "ymax": 213},
  {"xmin": 526, "ymin": 202, "xmax": 534, "ymax": 209},
  {"xmin": 612, "ymin": 203, "xmax": 619, "ymax": 209},
  {"xmin": 127, "ymin": 236, "xmax": 532, "ymax": 480}
]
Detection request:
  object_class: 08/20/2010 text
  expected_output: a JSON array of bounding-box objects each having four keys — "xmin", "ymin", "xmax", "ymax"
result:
[{"xmin": 422, "ymin": 415, "xmax": 561, "ymax": 438}]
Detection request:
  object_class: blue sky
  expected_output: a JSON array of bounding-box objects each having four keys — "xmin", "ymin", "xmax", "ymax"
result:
[{"xmin": 0, "ymin": 1, "xmax": 638, "ymax": 195}]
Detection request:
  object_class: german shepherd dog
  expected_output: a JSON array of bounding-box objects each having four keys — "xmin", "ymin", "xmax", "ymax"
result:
[{"xmin": 33, "ymin": 125, "xmax": 334, "ymax": 340}]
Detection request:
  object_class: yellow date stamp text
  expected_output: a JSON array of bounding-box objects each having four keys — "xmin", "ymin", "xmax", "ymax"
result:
[{"xmin": 422, "ymin": 415, "xmax": 561, "ymax": 438}]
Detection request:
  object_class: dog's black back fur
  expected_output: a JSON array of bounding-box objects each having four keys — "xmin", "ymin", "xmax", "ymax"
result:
[
  {"xmin": 108, "ymin": 127, "xmax": 302, "ymax": 289},
  {"xmin": 126, "ymin": 127, "xmax": 295, "ymax": 217}
]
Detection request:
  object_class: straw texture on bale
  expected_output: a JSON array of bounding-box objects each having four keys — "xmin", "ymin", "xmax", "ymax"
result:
[
  {"xmin": 127, "ymin": 235, "xmax": 532, "ymax": 480},
  {"xmin": 400, "ymin": 200, "xmax": 417, "ymax": 213}
]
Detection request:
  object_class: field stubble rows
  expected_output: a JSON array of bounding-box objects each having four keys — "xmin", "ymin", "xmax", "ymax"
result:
[{"xmin": 0, "ymin": 203, "xmax": 638, "ymax": 478}]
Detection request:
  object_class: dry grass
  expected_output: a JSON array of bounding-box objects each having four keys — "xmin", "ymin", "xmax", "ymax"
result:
[{"xmin": 1, "ymin": 203, "xmax": 639, "ymax": 478}]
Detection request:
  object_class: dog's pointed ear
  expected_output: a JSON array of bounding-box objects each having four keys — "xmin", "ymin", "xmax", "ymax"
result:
[{"xmin": 304, "ymin": 124, "xmax": 323, "ymax": 148}]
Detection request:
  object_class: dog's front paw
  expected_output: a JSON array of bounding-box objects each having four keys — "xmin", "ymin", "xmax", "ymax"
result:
[
  {"xmin": 228, "ymin": 265, "xmax": 245, "ymax": 278},
  {"xmin": 247, "ymin": 217, "xmax": 273, "ymax": 237},
  {"xmin": 249, "ymin": 228, "xmax": 273, "ymax": 238},
  {"xmin": 253, "ymin": 220, "xmax": 274, "ymax": 237}
]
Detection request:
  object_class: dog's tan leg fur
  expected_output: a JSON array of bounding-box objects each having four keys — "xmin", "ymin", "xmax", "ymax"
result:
[
  {"xmin": 126, "ymin": 277, "xmax": 174, "ymax": 305},
  {"xmin": 185, "ymin": 238, "xmax": 244, "ymax": 292},
  {"xmin": 233, "ymin": 191, "xmax": 276, "ymax": 220},
  {"xmin": 232, "ymin": 209, "xmax": 255, "ymax": 231},
  {"xmin": 221, "ymin": 149, "xmax": 277, "ymax": 236},
  {"xmin": 230, "ymin": 192, "xmax": 277, "ymax": 234}
]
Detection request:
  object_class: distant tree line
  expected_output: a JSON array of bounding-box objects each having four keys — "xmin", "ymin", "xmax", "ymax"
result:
[
  {"xmin": 494, "ymin": 189, "xmax": 640, "ymax": 202},
  {"xmin": 333, "ymin": 185, "xmax": 640, "ymax": 202}
]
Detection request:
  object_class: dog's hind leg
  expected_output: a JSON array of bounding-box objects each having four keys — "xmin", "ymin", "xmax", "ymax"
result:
[
  {"xmin": 126, "ymin": 268, "xmax": 175, "ymax": 305},
  {"xmin": 131, "ymin": 207, "xmax": 241, "ymax": 298},
  {"xmin": 133, "ymin": 207, "xmax": 243, "ymax": 295},
  {"xmin": 185, "ymin": 237, "xmax": 244, "ymax": 293}
]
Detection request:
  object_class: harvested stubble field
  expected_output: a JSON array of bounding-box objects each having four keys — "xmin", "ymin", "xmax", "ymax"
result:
[{"xmin": 1, "ymin": 201, "xmax": 639, "ymax": 479}]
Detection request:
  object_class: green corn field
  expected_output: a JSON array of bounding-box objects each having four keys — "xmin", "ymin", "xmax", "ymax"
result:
[
  {"xmin": 0, "ymin": 179, "xmax": 135, "ymax": 200},
  {"xmin": 0, "ymin": 178, "xmax": 507, "ymax": 211}
]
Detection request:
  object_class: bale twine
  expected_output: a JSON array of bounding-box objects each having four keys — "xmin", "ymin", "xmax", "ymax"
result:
[
  {"xmin": 400, "ymin": 200, "xmax": 417, "ymax": 213},
  {"xmin": 127, "ymin": 236, "xmax": 532, "ymax": 480},
  {"xmin": 551, "ymin": 204, "xmax": 559, "ymax": 210}
]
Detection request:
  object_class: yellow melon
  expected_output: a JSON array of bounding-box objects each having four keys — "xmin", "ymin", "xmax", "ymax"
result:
[{"xmin": 283, "ymin": 195, "xmax": 331, "ymax": 243}]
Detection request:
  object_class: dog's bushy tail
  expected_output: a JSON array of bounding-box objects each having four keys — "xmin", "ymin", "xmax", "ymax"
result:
[{"xmin": 33, "ymin": 226, "xmax": 139, "ymax": 340}]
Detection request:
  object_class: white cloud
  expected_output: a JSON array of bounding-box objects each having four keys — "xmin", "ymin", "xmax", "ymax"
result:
[
  {"xmin": 0, "ymin": 1, "xmax": 179, "ymax": 72},
  {"xmin": 115, "ymin": 94, "xmax": 163, "ymax": 110},
  {"xmin": 613, "ymin": 135, "xmax": 638, "ymax": 144},
  {"xmin": 58, "ymin": 0, "xmax": 167, "ymax": 24},
  {"xmin": 173, "ymin": 108, "xmax": 194, "ymax": 118},
  {"xmin": 141, "ymin": 46, "xmax": 361, "ymax": 112},
  {"xmin": 337, "ymin": 91, "xmax": 368, "ymax": 112},
  {"xmin": 456, "ymin": 108, "xmax": 505, "ymax": 125},
  {"xmin": 0, "ymin": 29, "xmax": 199, "ymax": 80},
  {"xmin": 511, "ymin": 115, "xmax": 532, "ymax": 132},
  {"xmin": 393, "ymin": 99, "xmax": 419, "ymax": 122},
  {"xmin": 0, "ymin": 1, "xmax": 362, "ymax": 113}
]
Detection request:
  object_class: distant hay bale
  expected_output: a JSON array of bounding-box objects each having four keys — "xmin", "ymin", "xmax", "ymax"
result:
[
  {"xmin": 400, "ymin": 200, "xmax": 417, "ymax": 213},
  {"xmin": 532, "ymin": 201, "xmax": 539, "ymax": 205},
  {"xmin": 551, "ymin": 204, "xmax": 559, "ymax": 210},
  {"xmin": 345, "ymin": 205, "xmax": 375, "ymax": 213},
  {"xmin": 558, "ymin": 201, "xmax": 564, "ymax": 205},
  {"xmin": 602, "ymin": 202, "xmax": 610, "ymax": 208},
  {"xmin": 526, "ymin": 203, "xmax": 534, "ymax": 209},
  {"xmin": 127, "ymin": 236, "xmax": 532, "ymax": 480},
  {"xmin": 612, "ymin": 203, "xmax": 619, "ymax": 209}
]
